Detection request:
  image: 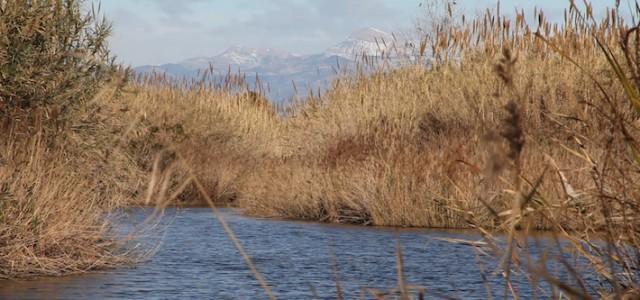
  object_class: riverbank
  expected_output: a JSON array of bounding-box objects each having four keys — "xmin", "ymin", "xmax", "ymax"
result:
[
  {"xmin": 122, "ymin": 6, "xmax": 639, "ymax": 296},
  {"xmin": 137, "ymin": 18, "xmax": 627, "ymax": 230},
  {"xmin": 1, "ymin": 1, "xmax": 638, "ymax": 297}
]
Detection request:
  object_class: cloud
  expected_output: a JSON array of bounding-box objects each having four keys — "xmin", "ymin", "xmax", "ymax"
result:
[
  {"xmin": 101, "ymin": 0, "xmax": 417, "ymax": 65},
  {"xmin": 142, "ymin": 0, "xmax": 207, "ymax": 17},
  {"xmin": 101, "ymin": 0, "xmax": 626, "ymax": 66},
  {"xmin": 208, "ymin": 0, "xmax": 406, "ymax": 53}
]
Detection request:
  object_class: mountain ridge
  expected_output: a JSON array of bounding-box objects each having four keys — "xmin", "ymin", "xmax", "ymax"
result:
[{"xmin": 134, "ymin": 27, "xmax": 397, "ymax": 101}]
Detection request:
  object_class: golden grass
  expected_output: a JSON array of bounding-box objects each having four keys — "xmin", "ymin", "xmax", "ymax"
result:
[
  {"xmin": 130, "ymin": 2, "xmax": 639, "ymax": 296},
  {"xmin": 0, "ymin": 80, "xmax": 145, "ymax": 278},
  {"xmin": 0, "ymin": 0, "xmax": 149, "ymax": 278},
  {"xmin": 2, "ymin": 0, "xmax": 638, "ymax": 297},
  {"xmin": 0, "ymin": 139, "xmax": 128, "ymax": 278},
  {"xmin": 118, "ymin": 3, "xmax": 636, "ymax": 232},
  {"xmin": 120, "ymin": 79, "xmax": 281, "ymax": 205},
  {"xmin": 234, "ymin": 48, "xmax": 620, "ymax": 228}
]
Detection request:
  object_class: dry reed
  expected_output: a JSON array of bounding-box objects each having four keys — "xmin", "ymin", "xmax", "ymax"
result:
[
  {"xmin": 2, "ymin": 0, "xmax": 638, "ymax": 297},
  {"xmin": 129, "ymin": 1, "xmax": 639, "ymax": 297}
]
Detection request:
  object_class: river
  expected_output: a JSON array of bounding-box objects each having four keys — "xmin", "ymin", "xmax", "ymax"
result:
[{"xmin": 0, "ymin": 208, "xmax": 598, "ymax": 299}]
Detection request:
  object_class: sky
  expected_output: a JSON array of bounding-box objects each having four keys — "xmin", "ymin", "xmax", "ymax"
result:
[{"xmin": 95, "ymin": 1, "xmax": 627, "ymax": 66}]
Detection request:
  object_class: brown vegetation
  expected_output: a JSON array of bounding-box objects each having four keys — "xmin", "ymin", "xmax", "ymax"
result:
[
  {"xmin": 0, "ymin": 0, "xmax": 143, "ymax": 278},
  {"xmin": 1, "ymin": 0, "xmax": 638, "ymax": 297},
  {"xmin": 230, "ymin": 7, "xmax": 629, "ymax": 230},
  {"xmin": 133, "ymin": 2, "xmax": 639, "ymax": 297}
]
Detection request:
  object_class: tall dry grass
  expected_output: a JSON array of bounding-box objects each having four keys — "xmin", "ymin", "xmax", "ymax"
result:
[
  {"xmin": 130, "ymin": 2, "xmax": 638, "ymax": 297},
  {"xmin": 45, "ymin": 0, "xmax": 633, "ymax": 297},
  {"xmin": 232, "ymin": 5, "xmax": 626, "ymax": 230},
  {"xmin": 0, "ymin": 0, "xmax": 146, "ymax": 278},
  {"xmin": 2, "ymin": 0, "xmax": 636, "ymax": 297},
  {"xmin": 127, "ymin": 2, "xmax": 636, "ymax": 232},
  {"xmin": 121, "ymin": 74, "xmax": 280, "ymax": 206},
  {"xmin": 471, "ymin": 3, "xmax": 640, "ymax": 297}
]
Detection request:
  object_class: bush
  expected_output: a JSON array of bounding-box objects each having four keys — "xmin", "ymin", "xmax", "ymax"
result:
[
  {"xmin": 0, "ymin": 1, "xmax": 141, "ymax": 279},
  {"xmin": 0, "ymin": 0, "xmax": 113, "ymax": 120}
]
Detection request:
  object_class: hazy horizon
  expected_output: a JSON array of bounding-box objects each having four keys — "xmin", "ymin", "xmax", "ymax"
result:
[{"xmin": 97, "ymin": 0, "xmax": 626, "ymax": 66}]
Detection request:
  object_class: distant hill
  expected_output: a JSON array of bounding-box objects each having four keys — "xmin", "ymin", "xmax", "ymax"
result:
[{"xmin": 134, "ymin": 28, "xmax": 400, "ymax": 101}]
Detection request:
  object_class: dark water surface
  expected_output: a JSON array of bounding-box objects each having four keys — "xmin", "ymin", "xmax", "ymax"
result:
[{"xmin": 0, "ymin": 208, "xmax": 597, "ymax": 299}]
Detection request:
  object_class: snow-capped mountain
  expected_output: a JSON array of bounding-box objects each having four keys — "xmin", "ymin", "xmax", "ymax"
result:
[
  {"xmin": 134, "ymin": 28, "xmax": 399, "ymax": 101},
  {"xmin": 180, "ymin": 46, "xmax": 297, "ymax": 71},
  {"xmin": 324, "ymin": 27, "xmax": 395, "ymax": 58}
]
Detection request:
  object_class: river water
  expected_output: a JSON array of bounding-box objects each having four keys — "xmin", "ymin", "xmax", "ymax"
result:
[{"xmin": 0, "ymin": 208, "xmax": 598, "ymax": 299}]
